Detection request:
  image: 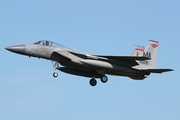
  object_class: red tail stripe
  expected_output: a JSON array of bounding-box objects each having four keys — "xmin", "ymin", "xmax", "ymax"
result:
[
  {"xmin": 135, "ymin": 48, "xmax": 144, "ymax": 51},
  {"xmin": 149, "ymin": 43, "xmax": 158, "ymax": 47}
]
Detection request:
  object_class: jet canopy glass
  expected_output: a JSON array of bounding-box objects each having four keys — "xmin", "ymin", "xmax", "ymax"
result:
[{"xmin": 34, "ymin": 40, "xmax": 63, "ymax": 47}]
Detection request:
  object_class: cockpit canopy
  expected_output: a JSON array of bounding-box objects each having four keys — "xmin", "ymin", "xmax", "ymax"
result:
[{"xmin": 34, "ymin": 40, "xmax": 63, "ymax": 47}]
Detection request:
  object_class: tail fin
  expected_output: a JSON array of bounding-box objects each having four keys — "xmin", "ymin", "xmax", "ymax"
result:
[
  {"xmin": 133, "ymin": 40, "xmax": 159, "ymax": 69},
  {"xmin": 131, "ymin": 45, "xmax": 145, "ymax": 56}
]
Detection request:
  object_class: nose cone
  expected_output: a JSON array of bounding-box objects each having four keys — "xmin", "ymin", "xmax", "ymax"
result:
[{"xmin": 5, "ymin": 45, "xmax": 25, "ymax": 55}]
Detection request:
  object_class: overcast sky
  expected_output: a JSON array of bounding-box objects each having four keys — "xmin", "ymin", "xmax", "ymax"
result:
[{"xmin": 0, "ymin": 0, "xmax": 179, "ymax": 120}]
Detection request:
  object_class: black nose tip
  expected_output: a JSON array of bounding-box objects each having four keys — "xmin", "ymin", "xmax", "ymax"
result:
[{"xmin": 5, "ymin": 45, "xmax": 25, "ymax": 55}]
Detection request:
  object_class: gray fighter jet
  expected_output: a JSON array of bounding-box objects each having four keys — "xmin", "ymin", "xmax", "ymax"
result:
[{"xmin": 5, "ymin": 40, "xmax": 173, "ymax": 86}]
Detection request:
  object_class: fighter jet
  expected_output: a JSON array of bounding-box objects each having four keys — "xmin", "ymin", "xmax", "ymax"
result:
[{"xmin": 5, "ymin": 40, "xmax": 173, "ymax": 86}]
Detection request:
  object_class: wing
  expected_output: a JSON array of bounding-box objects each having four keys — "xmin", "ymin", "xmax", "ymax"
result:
[
  {"xmin": 69, "ymin": 51, "xmax": 150, "ymax": 66},
  {"xmin": 97, "ymin": 55, "xmax": 150, "ymax": 66}
]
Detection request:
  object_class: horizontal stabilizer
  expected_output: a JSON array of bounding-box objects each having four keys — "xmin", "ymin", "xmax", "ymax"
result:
[{"xmin": 143, "ymin": 69, "xmax": 173, "ymax": 73}]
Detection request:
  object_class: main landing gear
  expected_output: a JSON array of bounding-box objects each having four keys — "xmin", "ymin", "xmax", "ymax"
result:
[
  {"xmin": 89, "ymin": 75, "xmax": 108, "ymax": 86},
  {"xmin": 51, "ymin": 61, "xmax": 59, "ymax": 78},
  {"xmin": 100, "ymin": 75, "xmax": 108, "ymax": 83},
  {"xmin": 89, "ymin": 78, "xmax": 97, "ymax": 86}
]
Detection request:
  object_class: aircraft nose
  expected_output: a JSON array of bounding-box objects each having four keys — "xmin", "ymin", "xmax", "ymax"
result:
[{"xmin": 5, "ymin": 45, "xmax": 25, "ymax": 55}]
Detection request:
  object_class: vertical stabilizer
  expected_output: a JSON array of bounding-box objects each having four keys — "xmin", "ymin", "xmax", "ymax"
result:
[
  {"xmin": 133, "ymin": 40, "xmax": 159, "ymax": 69},
  {"xmin": 131, "ymin": 45, "xmax": 145, "ymax": 56}
]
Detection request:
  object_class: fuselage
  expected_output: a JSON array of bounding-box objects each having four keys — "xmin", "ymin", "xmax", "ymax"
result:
[{"xmin": 6, "ymin": 40, "xmax": 148, "ymax": 79}]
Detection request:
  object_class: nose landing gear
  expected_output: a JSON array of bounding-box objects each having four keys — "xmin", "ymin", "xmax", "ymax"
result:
[
  {"xmin": 53, "ymin": 72, "xmax": 58, "ymax": 78},
  {"xmin": 51, "ymin": 61, "xmax": 59, "ymax": 78}
]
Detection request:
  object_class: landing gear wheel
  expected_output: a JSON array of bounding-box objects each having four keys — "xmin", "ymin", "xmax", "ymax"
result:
[
  {"xmin": 51, "ymin": 61, "xmax": 59, "ymax": 78},
  {"xmin": 89, "ymin": 79, "xmax": 97, "ymax": 86},
  {"xmin": 100, "ymin": 75, "xmax": 108, "ymax": 83},
  {"xmin": 53, "ymin": 72, "xmax": 58, "ymax": 78}
]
